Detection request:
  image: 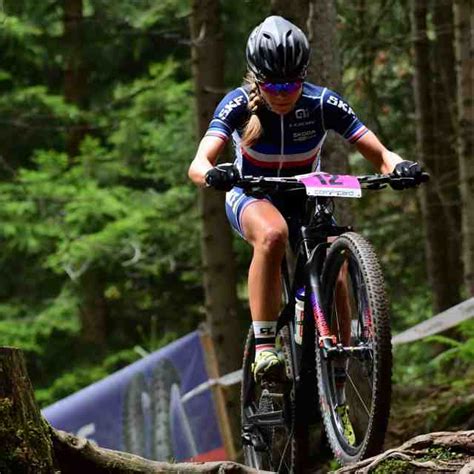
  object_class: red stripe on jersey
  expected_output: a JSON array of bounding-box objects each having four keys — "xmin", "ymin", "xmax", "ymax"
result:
[
  {"xmin": 205, "ymin": 131, "xmax": 229, "ymax": 141},
  {"xmin": 348, "ymin": 126, "xmax": 368, "ymax": 144}
]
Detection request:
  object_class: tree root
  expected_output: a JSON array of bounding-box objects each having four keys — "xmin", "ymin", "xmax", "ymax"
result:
[{"xmin": 335, "ymin": 431, "xmax": 474, "ymax": 473}]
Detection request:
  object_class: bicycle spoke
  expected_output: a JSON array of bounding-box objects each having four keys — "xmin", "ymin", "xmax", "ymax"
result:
[
  {"xmin": 333, "ymin": 286, "xmax": 342, "ymax": 341},
  {"xmin": 277, "ymin": 426, "xmax": 294, "ymax": 472},
  {"xmin": 345, "ymin": 371, "xmax": 371, "ymax": 417}
]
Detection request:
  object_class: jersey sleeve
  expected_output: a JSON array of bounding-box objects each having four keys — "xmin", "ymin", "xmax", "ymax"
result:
[
  {"xmin": 204, "ymin": 88, "xmax": 248, "ymax": 142},
  {"xmin": 321, "ymin": 89, "xmax": 369, "ymax": 144}
]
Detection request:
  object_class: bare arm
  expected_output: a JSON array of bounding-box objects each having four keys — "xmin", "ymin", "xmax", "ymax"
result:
[
  {"xmin": 188, "ymin": 136, "xmax": 227, "ymax": 187},
  {"xmin": 355, "ymin": 130, "xmax": 403, "ymax": 174}
]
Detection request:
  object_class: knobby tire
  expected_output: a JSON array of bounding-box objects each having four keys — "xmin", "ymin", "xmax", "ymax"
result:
[{"xmin": 316, "ymin": 232, "xmax": 392, "ymax": 464}]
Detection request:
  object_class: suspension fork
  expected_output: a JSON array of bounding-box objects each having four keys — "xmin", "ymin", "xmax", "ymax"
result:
[{"xmin": 305, "ymin": 242, "xmax": 335, "ymax": 350}]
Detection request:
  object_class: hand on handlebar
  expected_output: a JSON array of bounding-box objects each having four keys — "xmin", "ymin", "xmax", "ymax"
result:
[
  {"xmin": 389, "ymin": 160, "xmax": 426, "ymax": 190},
  {"xmin": 205, "ymin": 163, "xmax": 240, "ymax": 191}
]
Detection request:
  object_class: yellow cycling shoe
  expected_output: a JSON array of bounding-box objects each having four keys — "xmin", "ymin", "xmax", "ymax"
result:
[{"xmin": 252, "ymin": 348, "xmax": 283, "ymax": 382}]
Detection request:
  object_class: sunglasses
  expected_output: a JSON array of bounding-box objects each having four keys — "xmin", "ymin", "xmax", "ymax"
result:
[{"xmin": 259, "ymin": 80, "xmax": 302, "ymax": 95}]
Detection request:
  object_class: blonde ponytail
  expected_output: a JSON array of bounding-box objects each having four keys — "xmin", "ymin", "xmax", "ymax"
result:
[{"xmin": 241, "ymin": 74, "xmax": 264, "ymax": 148}]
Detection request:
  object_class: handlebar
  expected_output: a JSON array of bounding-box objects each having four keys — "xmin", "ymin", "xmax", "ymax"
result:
[{"xmin": 235, "ymin": 172, "xmax": 429, "ymax": 192}]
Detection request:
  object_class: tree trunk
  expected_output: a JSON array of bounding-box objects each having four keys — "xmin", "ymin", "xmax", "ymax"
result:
[
  {"xmin": 190, "ymin": 0, "xmax": 242, "ymax": 452},
  {"xmin": 0, "ymin": 347, "xmax": 56, "ymax": 473},
  {"xmin": 0, "ymin": 347, "xmax": 262, "ymax": 473},
  {"xmin": 270, "ymin": 0, "xmax": 308, "ymax": 27},
  {"xmin": 270, "ymin": 0, "xmax": 353, "ymax": 224},
  {"xmin": 190, "ymin": 0, "xmax": 241, "ymax": 378},
  {"xmin": 63, "ymin": 0, "xmax": 87, "ymax": 157},
  {"xmin": 454, "ymin": 0, "xmax": 474, "ymax": 297},
  {"xmin": 306, "ymin": 0, "xmax": 353, "ymax": 225},
  {"xmin": 432, "ymin": 0, "xmax": 463, "ymax": 306},
  {"xmin": 63, "ymin": 0, "xmax": 108, "ymax": 348},
  {"xmin": 78, "ymin": 270, "xmax": 108, "ymax": 349},
  {"xmin": 411, "ymin": 0, "xmax": 461, "ymax": 313}
]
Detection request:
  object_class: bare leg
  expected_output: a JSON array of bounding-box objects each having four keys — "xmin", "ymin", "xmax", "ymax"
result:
[
  {"xmin": 334, "ymin": 260, "xmax": 352, "ymax": 405},
  {"xmin": 241, "ymin": 200, "xmax": 289, "ymax": 322},
  {"xmin": 335, "ymin": 261, "xmax": 351, "ymax": 346}
]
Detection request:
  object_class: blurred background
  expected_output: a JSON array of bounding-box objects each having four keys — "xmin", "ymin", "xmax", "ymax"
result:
[{"xmin": 0, "ymin": 0, "xmax": 472, "ymax": 450}]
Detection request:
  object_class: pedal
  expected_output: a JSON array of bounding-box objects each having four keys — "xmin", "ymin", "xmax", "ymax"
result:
[
  {"xmin": 241, "ymin": 426, "xmax": 267, "ymax": 451},
  {"xmin": 247, "ymin": 409, "xmax": 285, "ymax": 426},
  {"xmin": 267, "ymin": 392, "xmax": 284, "ymax": 401},
  {"xmin": 261, "ymin": 375, "xmax": 289, "ymax": 393}
]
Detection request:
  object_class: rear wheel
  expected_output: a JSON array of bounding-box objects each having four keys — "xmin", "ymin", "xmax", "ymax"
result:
[
  {"xmin": 151, "ymin": 358, "xmax": 181, "ymax": 461},
  {"xmin": 241, "ymin": 325, "xmax": 305, "ymax": 473},
  {"xmin": 122, "ymin": 373, "xmax": 148, "ymax": 457},
  {"xmin": 316, "ymin": 232, "xmax": 392, "ymax": 464}
]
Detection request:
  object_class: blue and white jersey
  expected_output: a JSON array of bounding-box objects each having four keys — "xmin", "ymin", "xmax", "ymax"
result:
[{"xmin": 205, "ymin": 83, "xmax": 368, "ymax": 177}]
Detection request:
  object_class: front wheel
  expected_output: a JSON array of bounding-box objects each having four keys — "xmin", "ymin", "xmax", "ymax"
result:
[{"xmin": 316, "ymin": 232, "xmax": 392, "ymax": 464}]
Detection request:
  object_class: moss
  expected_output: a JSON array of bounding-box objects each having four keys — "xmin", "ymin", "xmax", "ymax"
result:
[
  {"xmin": 418, "ymin": 446, "xmax": 464, "ymax": 462},
  {"xmin": 372, "ymin": 447, "xmax": 465, "ymax": 474},
  {"xmin": 0, "ymin": 399, "xmax": 55, "ymax": 472},
  {"xmin": 373, "ymin": 459, "xmax": 416, "ymax": 474},
  {"xmin": 0, "ymin": 397, "xmax": 14, "ymax": 412}
]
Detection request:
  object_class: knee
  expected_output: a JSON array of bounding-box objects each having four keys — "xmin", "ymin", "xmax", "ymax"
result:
[{"xmin": 255, "ymin": 226, "xmax": 288, "ymax": 256}]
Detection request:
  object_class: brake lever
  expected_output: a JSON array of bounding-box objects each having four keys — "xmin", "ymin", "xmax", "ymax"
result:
[
  {"xmin": 365, "ymin": 183, "xmax": 388, "ymax": 190},
  {"xmin": 388, "ymin": 171, "xmax": 430, "ymax": 187}
]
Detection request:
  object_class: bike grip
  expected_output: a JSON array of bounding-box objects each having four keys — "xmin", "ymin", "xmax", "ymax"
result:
[{"xmin": 419, "ymin": 172, "xmax": 430, "ymax": 183}]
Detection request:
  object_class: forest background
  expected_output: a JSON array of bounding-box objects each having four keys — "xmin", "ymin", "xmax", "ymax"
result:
[{"xmin": 0, "ymin": 0, "xmax": 472, "ymax": 447}]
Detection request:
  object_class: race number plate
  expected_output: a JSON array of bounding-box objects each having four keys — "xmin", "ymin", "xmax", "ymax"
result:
[{"xmin": 295, "ymin": 172, "xmax": 362, "ymax": 198}]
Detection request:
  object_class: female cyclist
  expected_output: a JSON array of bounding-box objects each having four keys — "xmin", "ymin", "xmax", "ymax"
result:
[{"xmin": 188, "ymin": 16, "xmax": 421, "ymax": 384}]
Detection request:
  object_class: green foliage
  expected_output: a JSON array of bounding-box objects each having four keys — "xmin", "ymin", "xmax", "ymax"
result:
[
  {"xmin": 0, "ymin": 0, "xmax": 201, "ymax": 405},
  {"xmin": 35, "ymin": 329, "xmax": 179, "ymax": 408},
  {"xmin": 0, "ymin": 287, "xmax": 80, "ymax": 387},
  {"xmin": 419, "ymin": 446, "xmax": 464, "ymax": 462},
  {"xmin": 35, "ymin": 347, "xmax": 139, "ymax": 407},
  {"xmin": 337, "ymin": 1, "xmax": 432, "ymax": 328},
  {"xmin": 0, "ymin": 0, "xmax": 469, "ymax": 416},
  {"xmin": 427, "ymin": 321, "xmax": 474, "ymax": 372},
  {"xmin": 373, "ymin": 459, "xmax": 413, "ymax": 474},
  {"xmin": 394, "ymin": 320, "xmax": 474, "ymax": 387}
]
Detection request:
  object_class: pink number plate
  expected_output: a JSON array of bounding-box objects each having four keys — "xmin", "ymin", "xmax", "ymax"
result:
[{"xmin": 295, "ymin": 172, "xmax": 362, "ymax": 198}]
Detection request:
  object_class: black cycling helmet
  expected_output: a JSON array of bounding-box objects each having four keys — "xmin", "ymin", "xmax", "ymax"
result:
[{"xmin": 246, "ymin": 16, "xmax": 310, "ymax": 82}]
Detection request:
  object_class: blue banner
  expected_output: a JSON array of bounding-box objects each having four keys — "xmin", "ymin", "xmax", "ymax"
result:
[{"xmin": 43, "ymin": 331, "xmax": 227, "ymax": 461}]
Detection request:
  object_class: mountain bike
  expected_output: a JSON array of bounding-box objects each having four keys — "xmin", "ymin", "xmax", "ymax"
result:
[{"xmin": 238, "ymin": 170, "xmax": 428, "ymax": 472}]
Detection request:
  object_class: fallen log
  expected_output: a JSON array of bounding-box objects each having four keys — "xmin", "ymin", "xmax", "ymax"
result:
[
  {"xmin": 51, "ymin": 428, "xmax": 264, "ymax": 473},
  {"xmin": 0, "ymin": 347, "xmax": 267, "ymax": 473}
]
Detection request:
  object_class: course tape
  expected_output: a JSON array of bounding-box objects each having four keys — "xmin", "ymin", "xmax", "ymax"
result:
[
  {"xmin": 197, "ymin": 298, "xmax": 474, "ymax": 391},
  {"xmin": 392, "ymin": 297, "xmax": 474, "ymax": 345},
  {"xmin": 181, "ymin": 369, "xmax": 243, "ymax": 402}
]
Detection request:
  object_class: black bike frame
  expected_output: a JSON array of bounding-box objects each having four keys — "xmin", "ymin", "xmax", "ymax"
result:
[
  {"xmin": 278, "ymin": 195, "xmax": 351, "ymax": 381},
  {"xmin": 238, "ymin": 170, "xmax": 427, "ymax": 460}
]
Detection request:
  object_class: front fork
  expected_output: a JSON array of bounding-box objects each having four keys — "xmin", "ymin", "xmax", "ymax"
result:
[
  {"xmin": 305, "ymin": 242, "xmax": 336, "ymax": 351},
  {"xmin": 308, "ymin": 261, "xmax": 335, "ymax": 350}
]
